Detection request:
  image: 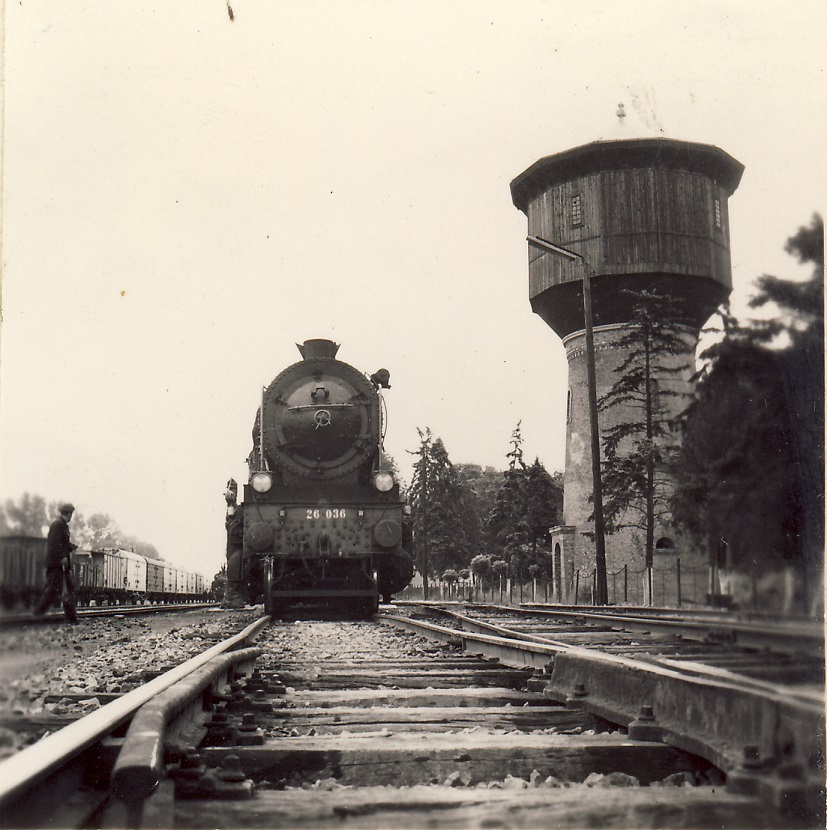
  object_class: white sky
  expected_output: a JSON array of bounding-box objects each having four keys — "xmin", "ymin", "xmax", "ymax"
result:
[{"xmin": 1, "ymin": 1, "xmax": 824, "ymax": 580}]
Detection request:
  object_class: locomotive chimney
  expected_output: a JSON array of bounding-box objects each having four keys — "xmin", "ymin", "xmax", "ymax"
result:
[{"xmin": 297, "ymin": 339, "xmax": 340, "ymax": 360}]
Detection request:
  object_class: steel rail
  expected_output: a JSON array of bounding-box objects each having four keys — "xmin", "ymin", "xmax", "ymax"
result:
[
  {"xmin": 0, "ymin": 602, "xmax": 222, "ymax": 627},
  {"xmin": 427, "ymin": 606, "xmax": 823, "ymax": 707},
  {"xmin": 524, "ymin": 607, "xmax": 823, "ymax": 647},
  {"xmin": 397, "ymin": 598, "xmax": 822, "ymax": 627},
  {"xmin": 0, "ymin": 616, "xmax": 270, "ymax": 815},
  {"xmin": 520, "ymin": 601, "xmax": 821, "ymax": 625},
  {"xmin": 377, "ymin": 611, "xmax": 825, "ymax": 775},
  {"xmin": 111, "ymin": 646, "xmax": 263, "ymax": 801},
  {"xmin": 409, "ymin": 601, "xmax": 824, "ymax": 654}
]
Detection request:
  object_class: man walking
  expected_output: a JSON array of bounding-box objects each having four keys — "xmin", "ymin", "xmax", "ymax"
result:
[{"xmin": 33, "ymin": 502, "xmax": 79, "ymax": 622}]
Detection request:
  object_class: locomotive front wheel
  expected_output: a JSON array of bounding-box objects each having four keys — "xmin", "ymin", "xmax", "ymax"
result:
[{"xmin": 263, "ymin": 557, "xmax": 275, "ymax": 617}]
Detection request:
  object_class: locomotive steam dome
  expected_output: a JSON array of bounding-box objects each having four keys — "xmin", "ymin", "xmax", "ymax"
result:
[{"xmin": 260, "ymin": 339, "xmax": 382, "ymax": 479}]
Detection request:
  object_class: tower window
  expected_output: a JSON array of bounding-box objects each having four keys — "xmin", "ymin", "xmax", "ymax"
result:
[
  {"xmin": 571, "ymin": 195, "xmax": 583, "ymax": 227},
  {"xmin": 714, "ymin": 198, "xmax": 722, "ymax": 229},
  {"xmin": 566, "ymin": 389, "xmax": 572, "ymax": 422}
]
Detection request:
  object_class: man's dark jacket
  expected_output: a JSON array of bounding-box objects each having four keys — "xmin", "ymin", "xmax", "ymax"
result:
[{"xmin": 45, "ymin": 516, "xmax": 77, "ymax": 571}]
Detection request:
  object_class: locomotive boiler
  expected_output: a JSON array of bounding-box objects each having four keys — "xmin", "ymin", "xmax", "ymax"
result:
[{"xmin": 225, "ymin": 339, "xmax": 413, "ymax": 617}]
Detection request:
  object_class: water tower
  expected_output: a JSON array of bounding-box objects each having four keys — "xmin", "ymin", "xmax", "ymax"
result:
[{"xmin": 510, "ymin": 109, "xmax": 744, "ymax": 602}]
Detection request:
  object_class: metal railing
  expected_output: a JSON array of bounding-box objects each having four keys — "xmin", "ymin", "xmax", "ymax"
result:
[{"xmin": 397, "ymin": 561, "xmax": 713, "ymax": 608}]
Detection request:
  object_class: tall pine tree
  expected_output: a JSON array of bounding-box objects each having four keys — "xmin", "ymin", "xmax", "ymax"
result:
[
  {"xmin": 673, "ymin": 215, "xmax": 824, "ymax": 612},
  {"xmin": 487, "ymin": 424, "xmax": 562, "ymax": 581},
  {"xmin": 408, "ymin": 429, "xmax": 470, "ymax": 585},
  {"xmin": 595, "ymin": 289, "xmax": 694, "ymax": 569}
]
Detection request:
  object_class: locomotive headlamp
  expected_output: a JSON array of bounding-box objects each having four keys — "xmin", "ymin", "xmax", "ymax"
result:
[
  {"xmin": 373, "ymin": 471, "xmax": 394, "ymax": 492},
  {"xmin": 251, "ymin": 472, "xmax": 273, "ymax": 493},
  {"xmin": 370, "ymin": 369, "xmax": 391, "ymax": 389}
]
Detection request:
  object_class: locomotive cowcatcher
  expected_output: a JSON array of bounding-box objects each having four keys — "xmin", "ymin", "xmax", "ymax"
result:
[{"xmin": 224, "ymin": 339, "xmax": 413, "ymax": 617}]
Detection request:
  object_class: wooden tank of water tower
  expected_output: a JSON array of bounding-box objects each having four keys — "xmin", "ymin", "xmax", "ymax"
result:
[{"xmin": 510, "ymin": 126, "xmax": 744, "ymax": 602}]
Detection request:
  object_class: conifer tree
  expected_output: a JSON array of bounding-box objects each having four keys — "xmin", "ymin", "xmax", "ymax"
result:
[
  {"xmin": 454, "ymin": 464, "xmax": 501, "ymax": 557},
  {"xmin": 487, "ymin": 424, "xmax": 562, "ymax": 581},
  {"xmin": 673, "ymin": 215, "xmax": 824, "ymax": 611},
  {"xmin": 408, "ymin": 429, "xmax": 470, "ymax": 585},
  {"xmin": 487, "ymin": 424, "xmax": 529, "ymax": 578},
  {"xmin": 595, "ymin": 289, "xmax": 693, "ymax": 569}
]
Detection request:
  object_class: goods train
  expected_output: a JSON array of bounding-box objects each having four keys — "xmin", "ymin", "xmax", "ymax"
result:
[
  {"xmin": 0, "ymin": 535, "xmax": 207, "ymax": 610},
  {"xmin": 225, "ymin": 339, "xmax": 414, "ymax": 617}
]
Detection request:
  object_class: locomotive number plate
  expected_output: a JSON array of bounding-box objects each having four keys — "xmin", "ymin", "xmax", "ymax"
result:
[{"xmin": 305, "ymin": 508, "xmax": 348, "ymax": 520}]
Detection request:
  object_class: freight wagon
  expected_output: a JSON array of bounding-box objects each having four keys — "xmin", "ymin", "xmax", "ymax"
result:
[{"xmin": 0, "ymin": 536, "xmax": 209, "ymax": 610}]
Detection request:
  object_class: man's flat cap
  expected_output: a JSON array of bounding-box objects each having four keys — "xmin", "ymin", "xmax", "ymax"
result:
[{"xmin": 59, "ymin": 502, "xmax": 75, "ymax": 513}]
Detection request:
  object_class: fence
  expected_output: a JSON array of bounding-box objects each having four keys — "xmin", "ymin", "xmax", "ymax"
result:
[{"xmin": 397, "ymin": 559, "xmax": 712, "ymax": 608}]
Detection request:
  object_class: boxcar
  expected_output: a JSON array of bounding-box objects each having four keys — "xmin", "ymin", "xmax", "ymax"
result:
[
  {"xmin": 144, "ymin": 556, "xmax": 179, "ymax": 603},
  {"xmin": 2, "ymin": 535, "xmax": 207, "ymax": 609},
  {"xmin": 178, "ymin": 570, "xmax": 197, "ymax": 600},
  {"xmin": 163, "ymin": 561, "xmax": 178, "ymax": 597},
  {"xmin": 90, "ymin": 549, "xmax": 147, "ymax": 603},
  {"xmin": 0, "ymin": 536, "xmax": 45, "ymax": 609},
  {"xmin": 71, "ymin": 549, "xmax": 99, "ymax": 605}
]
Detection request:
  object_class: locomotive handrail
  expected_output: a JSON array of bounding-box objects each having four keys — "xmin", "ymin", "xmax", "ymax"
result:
[{"xmin": 287, "ymin": 403, "xmax": 355, "ymax": 411}]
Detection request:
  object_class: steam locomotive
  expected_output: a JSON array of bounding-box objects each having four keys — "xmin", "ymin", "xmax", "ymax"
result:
[{"xmin": 225, "ymin": 339, "xmax": 413, "ymax": 617}]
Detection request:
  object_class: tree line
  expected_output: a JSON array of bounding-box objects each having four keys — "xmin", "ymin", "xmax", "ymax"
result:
[
  {"xmin": 0, "ymin": 494, "xmax": 161, "ymax": 559},
  {"xmin": 406, "ymin": 423, "xmax": 563, "ymax": 593}
]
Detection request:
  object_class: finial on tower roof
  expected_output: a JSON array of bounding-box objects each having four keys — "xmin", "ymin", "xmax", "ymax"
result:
[{"xmin": 616, "ymin": 102, "xmax": 626, "ymax": 123}]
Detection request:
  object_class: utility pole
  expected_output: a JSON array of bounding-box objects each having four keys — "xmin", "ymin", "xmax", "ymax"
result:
[
  {"xmin": 581, "ymin": 267, "xmax": 609, "ymax": 605},
  {"xmin": 421, "ymin": 436, "xmax": 429, "ymax": 601},
  {"xmin": 527, "ymin": 236, "xmax": 608, "ymax": 604}
]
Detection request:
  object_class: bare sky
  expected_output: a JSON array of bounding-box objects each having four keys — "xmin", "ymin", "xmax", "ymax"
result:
[{"xmin": 2, "ymin": 1, "xmax": 824, "ymax": 580}]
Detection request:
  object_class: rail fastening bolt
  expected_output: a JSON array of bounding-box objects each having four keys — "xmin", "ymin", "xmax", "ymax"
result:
[
  {"xmin": 742, "ymin": 745, "xmax": 763, "ymax": 771},
  {"xmin": 218, "ymin": 755, "xmax": 248, "ymax": 783},
  {"xmin": 638, "ymin": 705, "xmax": 655, "ymax": 722},
  {"xmin": 181, "ymin": 749, "xmax": 203, "ymax": 769},
  {"xmin": 173, "ymin": 748, "xmax": 207, "ymax": 781}
]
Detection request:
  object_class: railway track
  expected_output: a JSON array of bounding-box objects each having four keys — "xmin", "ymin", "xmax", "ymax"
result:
[
  {"xmin": 383, "ymin": 604, "xmax": 825, "ymax": 817},
  {"xmin": 0, "ymin": 602, "xmax": 219, "ymax": 628},
  {"xmin": 403, "ymin": 602, "xmax": 824, "ymax": 685},
  {"xmin": 0, "ymin": 607, "xmax": 821, "ymax": 828}
]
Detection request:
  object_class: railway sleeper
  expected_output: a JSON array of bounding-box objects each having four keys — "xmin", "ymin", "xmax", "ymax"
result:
[
  {"xmin": 173, "ymin": 783, "xmax": 801, "ymax": 830},
  {"xmin": 190, "ymin": 734, "xmax": 704, "ymax": 789},
  {"xmin": 537, "ymin": 650, "xmax": 825, "ymax": 823}
]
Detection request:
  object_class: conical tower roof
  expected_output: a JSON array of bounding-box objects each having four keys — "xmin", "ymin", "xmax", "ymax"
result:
[
  {"xmin": 597, "ymin": 101, "xmax": 664, "ymax": 141},
  {"xmin": 510, "ymin": 105, "xmax": 744, "ymax": 213}
]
